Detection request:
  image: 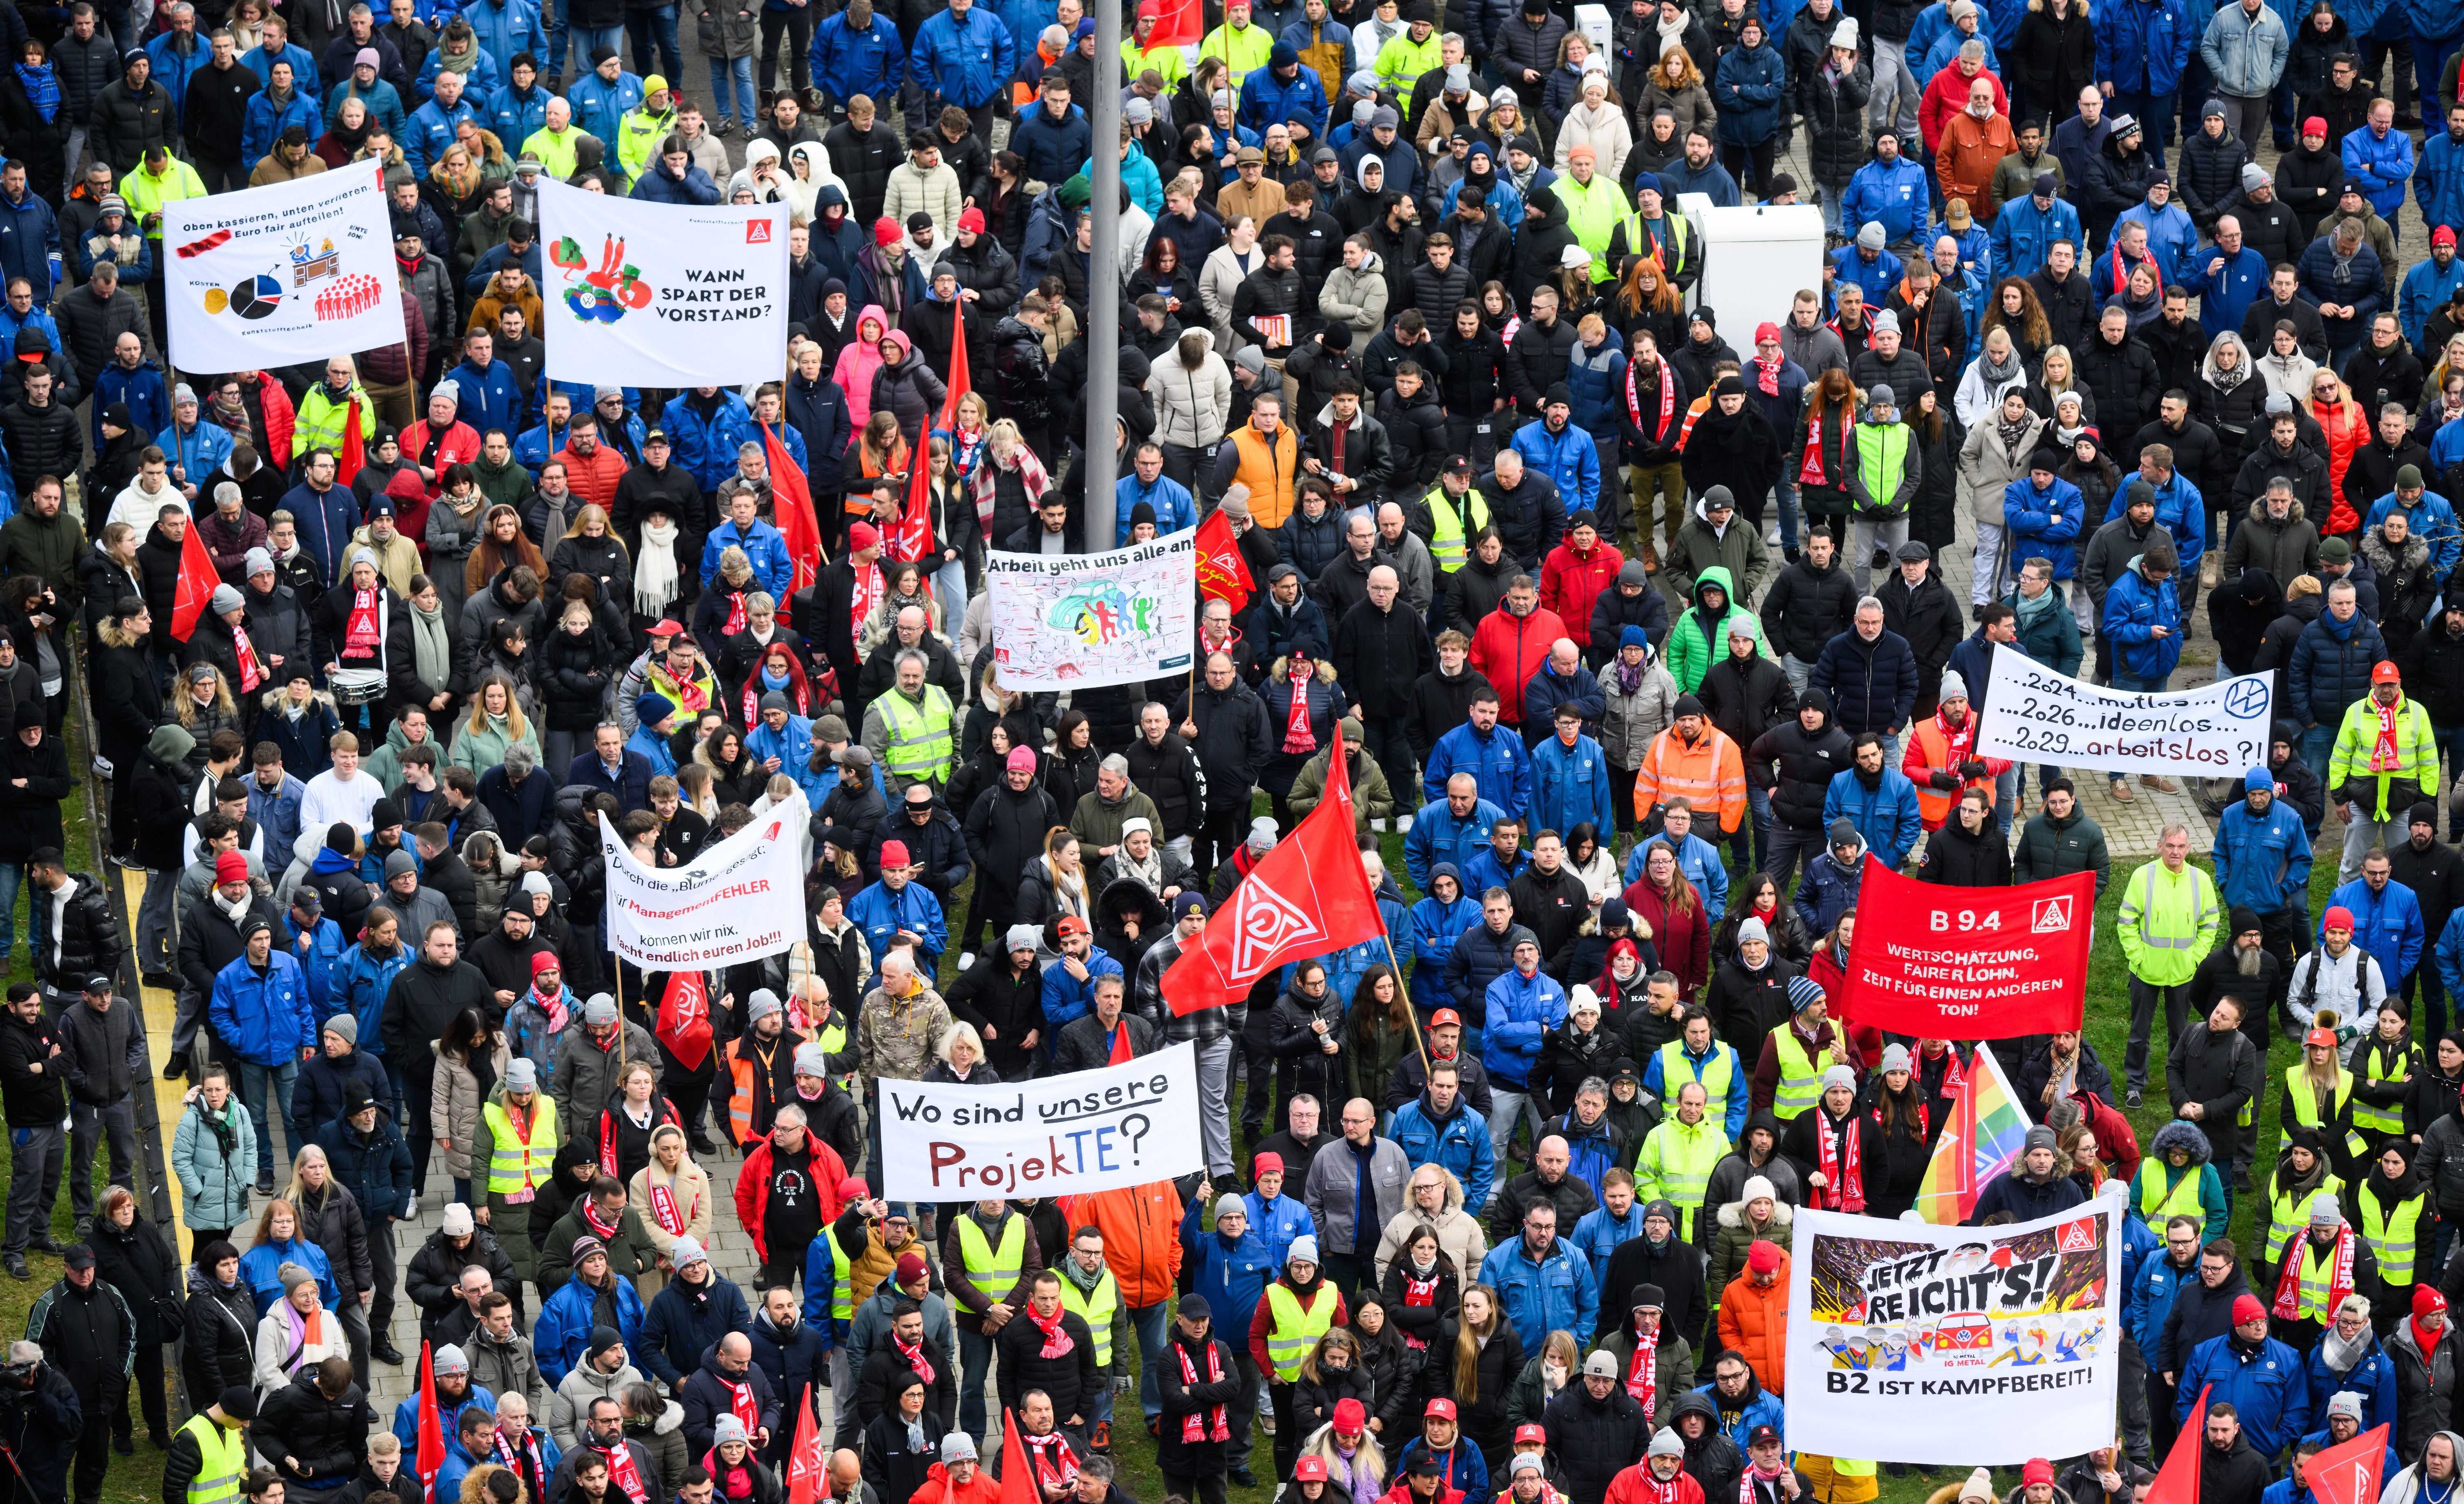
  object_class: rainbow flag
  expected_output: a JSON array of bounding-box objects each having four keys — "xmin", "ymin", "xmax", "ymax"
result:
[{"xmin": 1914, "ymin": 1045, "xmax": 2034, "ymax": 1224}]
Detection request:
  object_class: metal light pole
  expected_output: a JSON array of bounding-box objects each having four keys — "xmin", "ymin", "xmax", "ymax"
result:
[{"xmin": 1080, "ymin": 0, "xmax": 1125, "ymax": 550}]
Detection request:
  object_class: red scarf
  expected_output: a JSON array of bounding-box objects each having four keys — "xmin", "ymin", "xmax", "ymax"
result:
[
  {"xmin": 598, "ymin": 1098, "xmax": 667, "ymax": 1177},
  {"xmin": 493, "ymin": 1424, "xmax": 547, "ymax": 1486},
  {"xmin": 1754, "ymin": 354, "xmax": 1781, "ymax": 397},
  {"xmin": 1401, "ymin": 1268, "xmax": 1440, "ymax": 1349},
  {"xmin": 1931, "ymin": 1044, "xmax": 1968, "ymax": 1095},
  {"xmin": 602, "ymin": 1442, "xmax": 652, "ymax": 1504},
  {"xmin": 2372, "ymin": 696, "xmax": 2404, "ymax": 771},
  {"xmin": 1625, "ymin": 357, "xmax": 1677, "ymax": 443},
  {"xmin": 498, "ymin": 1100, "xmax": 545, "ymax": 1196},
  {"xmin": 2110, "ymin": 242, "xmax": 2160, "ymax": 301},
  {"xmin": 232, "ymin": 624, "xmax": 266, "ymax": 692},
  {"xmin": 1624, "ymin": 1325, "xmax": 1658, "ymax": 1414},
  {"xmin": 1814, "ymin": 1107, "xmax": 1864, "ymax": 1212},
  {"xmin": 725, "ymin": 591, "xmax": 748, "ymax": 636},
  {"xmin": 2273, "ymin": 1222, "xmax": 2359, "ymax": 1320},
  {"xmin": 2414, "ymin": 1313, "xmax": 2447, "ymax": 1361},
  {"xmin": 727, "ymin": 1377, "xmax": 761, "ymax": 1437},
  {"xmin": 1281, "ymin": 656, "xmax": 1317, "ymax": 755},
  {"xmin": 1021, "ymin": 1429, "xmax": 1080, "ymax": 1493},
  {"xmin": 582, "ymin": 1198, "xmax": 622, "ymax": 1241},
  {"xmin": 344, "ymin": 588, "xmax": 381, "ymax": 657},
  {"xmin": 1741, "ymin": 1462, "xmax": 1791, "ymax": 1504},
  {"xmin": 1627, "ymin": 1466, "xmax": 1692, "ymax": 1504},
  {"xmin": 895, "ymin": 1334, "xmax": 936, "ymax": 1384},
  {"xmin": 1176, "ymin": 1340, "xmax": 1231, "ymax": 1443},
  {"xmin": 1800, "ymin": 403, "xmax": 1851, "ymax": 486},
  {"xmin": 849, "ymin": 560, "xmax": 884, "ymax": 636},
  {"xmin": 664, "ymin": 656, "xmax": 711, "ymax": 715},
  {"xmin": 1028, "ymin": 1304, "xmax": 1076, "ymax": 1359},
  {"xmin": 1934, "ymin": 707, "xmax": 1978, "ymax": 767},
  {"xmin": 648, "ymin": 1176, "xmax": 688, "ymax": 1236}
]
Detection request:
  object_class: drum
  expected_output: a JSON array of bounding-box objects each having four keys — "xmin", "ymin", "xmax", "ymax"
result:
[{"xmin": 330, "ymin": 668, "xmax": 386, "ymax": 706}]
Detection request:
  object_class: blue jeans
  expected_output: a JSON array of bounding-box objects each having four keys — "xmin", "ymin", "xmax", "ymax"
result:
[
  {"xmin": 709, "ymin": 53, "xmax": 756, "ymax": 129},
  {"xmin": 238, "ymin": 1057, "xmax": 302, "ymax": 1178},
  {"xmin": 2302, "ymin": 721, "xmax": 2339, "ymax": 795},
  {"xmin": 0, "ymin": 859, "xmax": 44, "ymax": 963},
  {"xmin": 627, "ymin": 5, "xmax": 682, "ymax": 83},
  {"xmin": 571, "ymin": 23, "xmax": 625, "ymax": 71},
  {"xmin": 2419, "ymin": 31, "xmax": 2460, "ymax": 117},
  {"xmin": 543, "ymin": 0, "xmax": 569, "ymax": 77},
  {"xmin": 1739, "ymin": 784, "xmax": 1772, "ymax": 870},
  {"xmin": 1133, "ymin": 1300, "xmax": 1168, "ymax": 1418},
  {"xmin": 1773, "ymin": 477, "xmax": 1800, "ymax": 551},
  {"xmin": 958, "ymin": 1324, "xmax": 994, "ymax": 1438}
]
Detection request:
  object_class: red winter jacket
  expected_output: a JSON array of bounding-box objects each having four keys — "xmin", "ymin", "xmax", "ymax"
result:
[
  {"xmin": 733, "ymin": 1129, "xmax": 852, "ymax": 1262},
  {"xmin": 1540, "ymin": 538, "xmax": 1627, "ymax": 650},
  {"xmin": 1469, "ymin": 603, "xmax": 1570, "ymax": 724}
]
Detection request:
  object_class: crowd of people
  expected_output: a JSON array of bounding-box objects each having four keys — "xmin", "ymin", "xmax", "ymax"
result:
[{"xmin": 0, "ymin": 0, "xmax": 2462, "ymax": 1495}]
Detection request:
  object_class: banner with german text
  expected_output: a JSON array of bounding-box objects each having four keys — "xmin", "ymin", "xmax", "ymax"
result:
[
  {"xmin": 538, "ymin": 177, "xmax": 790, "ymax": 387},
  {"xmin": 1785, "ymin": 1201, "xmax": 2124, "ymax": 1464},
  {"xmin": 878, "ymin": 1040, "xmax": 1204, "ymax": 1199},
  {"xmin": 162, "ymin": 164, "xmax": 406, "ymax": 372},
  {"xmin": 598, "ymin": 792, "xmax": 806, "ymax": 969},
  {"xmin": 1841, "ymin": 859, "xmax": 2092, "ymax": 1038},
  {"xmin": 986, "ymin": 533, "xmax": 1198, "ymax": 689}
]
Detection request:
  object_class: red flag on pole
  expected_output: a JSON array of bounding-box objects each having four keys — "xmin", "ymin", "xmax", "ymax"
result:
[
  {"xmin": 170, "ymin": 517, "xmax": 220, "ymax": 641},
  {"xmin": 1150, "ymin": 0, "xmax": 1200, "ymax": 45},
  {"xmin": 337, "ymin": 398, "xmax": 365, "ymax": 489},
  {"xmin": 998, "ymin": 1410, "xmax": 1040, "ymax": 1504},
  {"xmin": 2308, "ymin": 1422, "xmax": 2392, "ymax": 1504},
  {"xmin": 1157, "ymin": 737, "xmax": 1384, "ymax": 1013},
  {"xmin": 2145, "ymin": 1385, "xmax": 2210, "ymax": 1504},
  {"xmin": 768, "ymin": 419, "xmax": 822, "ymax": 592},
  {"xmin": 901, "ymin": 300, "xmax": 969, "ymax": 565},
  {"xmin": 655, "ymin": 968, "xmax": 714, "ymax": 1071},
  {"xmin": 415, "ymin": 1340, "xmax": 446, "ymax": 1501},
  {"xmin": 1194, "ymin": 507, "xmax": 1254, "ymax": 615},
  {"xmin": 785, "ymin": 1383, "xmax": 830, "ymax": 1504}
]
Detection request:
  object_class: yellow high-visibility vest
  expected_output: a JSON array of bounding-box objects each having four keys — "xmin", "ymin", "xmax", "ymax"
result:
[
  {"xmin": 955, "ymin": 1215, "xmax": 1026, "ymax": 1303},
  {"xmin": 1769, "ymin": 1026, "xmax": 1823, "ymax": 1121},
  {"xmin": 1262, "ymin": 1282, "xmax": 1339, "ymax": 1380},
  {"xmin": 2358, "ymin": 1188, "xmax": 2424, "ymax": 1287},
  {"xmin": 1054, "ymin": 1267, "xmax": 1121, "ymax": 1367},
  {"xmin": 481, "ymin": 1097, "xmax": 559, "ymax": 1196},
  {"xmin": 177, "ymin": 1414, "xmax": 247, "ymax": 1504}
]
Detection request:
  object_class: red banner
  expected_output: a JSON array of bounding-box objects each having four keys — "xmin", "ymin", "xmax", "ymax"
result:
[
  {"xmin": 1838, "ymin": 857, "xmax": 2092, "ymax": 1039},
  {"xmin": 768, "ymin": 420, "xmax": 821, "ymax": 593},
  {"xmin": 655, "ymin": 968, "xmax": 713, "ymax": 1071},
  {"xmin": 170, "ymin": 519, "xmax": 219, "ymax": 641},
  {"xmin": 2308, "ymin": 1423, "xmax": 2392, "ymax": 1504}
]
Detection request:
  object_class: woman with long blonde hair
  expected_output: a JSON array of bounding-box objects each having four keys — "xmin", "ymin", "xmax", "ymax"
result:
[{"xmin": 173, "ymin": 661, "xmax": 243, "ymax": 751}]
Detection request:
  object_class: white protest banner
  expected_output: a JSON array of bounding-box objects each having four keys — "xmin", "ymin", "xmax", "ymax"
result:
[
  {"xmin": 986, "ymin": 532, "xmax": 1198, "ymax": 690},
  {"xmin": 879, "ymin": 1040, "xmax": 1204, "ymax": 1199},
  {"xmin": 599, "ymin": 791, "xmax": 806, "ymax": 968},
  {"xmin": 1973, "ymin": 650, "xmax": 2272, "ymax": 778},
  {"xmin": 1785, "ymin": 1201, "xmax": 2124, "ymax": 1465},
  {"xmin": 162, "ymin": 165, "xmax": 406, "ymax": 372},
  {"xmin": 537, "ymin": 177, "xmax": 789, "ymax": 387}
]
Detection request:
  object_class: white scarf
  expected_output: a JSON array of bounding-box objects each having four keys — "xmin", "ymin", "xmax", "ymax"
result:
[{"xmin": 637, "ymin": 519, "xmax": 681, "ymax": 619}]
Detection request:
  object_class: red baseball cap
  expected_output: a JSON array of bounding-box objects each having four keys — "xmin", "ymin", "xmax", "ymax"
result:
[
  {"xmin": 2374, "ymin": 659, "xmax": 2403, "ymax": 684},
  {"xmin": 1057, "ymin": 916, "xmax": 1090, "ymax": 939},
  {"xmin": 1430, "ymin": 1008, "xmax": 1462, "ymax": 1028},
  {"xmin": 1425, "ymin": 1399, "xmax": 1457, "ymax": 1421},
  {"xmin": 1515, "ymin": 1424, "xmax": 1548, "ymax": 1446},
  {"xmin": 1296, "ymin": 1459, "xmax": 1330, "ymax": 1482}
]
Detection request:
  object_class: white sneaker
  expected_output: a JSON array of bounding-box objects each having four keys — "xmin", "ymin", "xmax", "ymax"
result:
[
  {"xmin": 957, "ymin": 952, "xmax": 976, "ymax": 970},
  {"xmin": 1394, "ymin": 814, "xmax": 1413, "ymax": 832}
]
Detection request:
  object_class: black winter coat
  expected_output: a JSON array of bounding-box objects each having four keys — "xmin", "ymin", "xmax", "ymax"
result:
[
  {"xmin": 2176, "ymin": 126, "xmax": 2251, "ymax": 230},
  {"xmin": 1746, "ymin": 692, "xmax": 1853, "ymax": 833},
  {"xmin": 1335, "ymin": 597, "xmax": 1437, "ymax": 721},
  {"xmin": 89, "ymin": 1211, "xmax": 183, "ymax": 1346},
  {"xmin": 1758, "ymin": 557, "xmax": 1857, "ymax": 665},
  {"xmin": 182, "ymin": 1268, "xmax": 257, "ymax": 1405},
  {"xmin": 257, "ymin": 1370, "xmax": 380, "ymax": 1487},
  {"xmin": 2074, "ymin": 332, "xmax": 2161, "ymax": 465},
  {"xmin": 1798, "ymin": 60, "xmax": 1871, "ymax": 187},
  {"xmin": 2012, "ymin": 3, "xmax": 2096, "ymax": 125},
  {"xmin": 1541, "ymin": 1383, "xmax": 1652, "ymax": 1504}
]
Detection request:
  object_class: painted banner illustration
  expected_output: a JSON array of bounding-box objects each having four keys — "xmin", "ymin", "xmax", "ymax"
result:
[
  {"xmin": 537, "ymin": 177, "xmax": 790, "ymax": 386},
  {"xmin": 985, "ymin": 532, "xmax": 1198, "ymax": 689},
  {"xmin": 162, "ymin": 165, "xmax": 406, "ymax": 370}
]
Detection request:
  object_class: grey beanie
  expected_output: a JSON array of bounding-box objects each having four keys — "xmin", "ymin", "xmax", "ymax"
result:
[
  {"xmin": 746, "ymin": 988, "xmax": 783, "ymax": 1023},
  {"xmin": 1006, "ymin": 923, "xmax": 1041, "ymax": 951},
  {"xmin": 209, "ymin": 583, "xmax": 244, "ymax": 615},
  {"xmin": 2025, "ymin": 1125, "xmax": 2058, "ymax": 1153},
  {"xmin": 383, "ymin": 849, "xmax": 416, "ymax": 880},
  {"xmin": 1216, "ymin": 1193, "xmax": 1246, "ymax": 1221},
  {"xmin": 244, "ymin": 546, "xmax": 275, "ymax": 576},
  {"xmin": 324, "ymin": 1013, "xmax": 359, "ymax": 1045},
  {"xmin": 1856, "ymin": 221, "xmax": 1885, "ymax": 250}
]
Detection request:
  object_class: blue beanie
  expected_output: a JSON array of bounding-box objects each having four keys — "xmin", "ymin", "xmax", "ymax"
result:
[
  {"xmin": 635, "ymin": 692, "xmax": 676, "ymax": 726},
  {"xmin": 1621, "ymin": 625, "xmax": 1649, "ymax": 650},
  {"xmin": 2245, "ymin": 766, "xmax": 2272, "ymax": 792}
]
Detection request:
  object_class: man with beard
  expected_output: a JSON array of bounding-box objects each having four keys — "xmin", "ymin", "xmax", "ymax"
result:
[{"xmin": 2187, "ymin": 909, "xmax": 2285, "ymax": 1056}]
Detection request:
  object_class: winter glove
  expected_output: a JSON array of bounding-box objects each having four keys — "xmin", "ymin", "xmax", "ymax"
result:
[
  {"xmin": 1929, "ymin": 770, "xmax": 1960, "ymax": 790},
  {"xmin": 1958, "ymin": 760, "xmax": 1988, "ymax": 778}
]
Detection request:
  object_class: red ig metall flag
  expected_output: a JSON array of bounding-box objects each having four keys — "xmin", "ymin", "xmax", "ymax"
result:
[
  {"xmin": 786, "ymin": 1383, "xmax": 829, "ymax": 1504},
  {"xmin": 414, "ymin": 1341, "xmax": 446, "ymax": 1501},
  {"xmin": 2307, "ymin": 1421, "xmax": 2393, "ymax": 1504},
  {"xmin": 1157, "ymin": 735, "xmax": 1384, "ymax": 1013},
  {"xmin": 2145, "ymin": 1385, "xmax": 2211, "ymax": 1504},
  {"xmin": 655, "ymin": 969, "xmax": 714, "ymax": 1071}
]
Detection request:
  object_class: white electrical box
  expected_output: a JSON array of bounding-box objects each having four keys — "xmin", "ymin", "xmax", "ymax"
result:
[
  {"xmin": 1574, "ymin": 3, "xmax": 1613, "ymax": 52},
  {"xmin": 1675, "ymin": 194, "xmax": 1828, "ymax": 345}
]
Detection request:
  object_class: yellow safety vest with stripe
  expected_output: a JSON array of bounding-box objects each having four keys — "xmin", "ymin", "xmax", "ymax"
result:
[
  {"xmin": 2284, "ymin": 1063, "xmax": 2369, "ymax": 1162},
  {"xmin": 178, "ymin": 1413, "xmax": 248, "ymax": 1504},
  {"xmin": 1852, "ymin": 422, "xmax": 1912, "ymax": 517},
  {"xmin": 2352, "ymin": 1041, "xmax": 2412, "ymax": 1139},
  {"xmin": 1656, "ymin": 1040, "xmax": 1735, "ymax": 1116},
  {"xmin": 481, "ymin": 1097, "xmax": 559, "ymax": 1196},
  {"xmin": 2266, "ymin": 1173, "xmax": 2344, "ymax": 1266},
  {"xmin": 2131, "ymin": 1160, "xmax": 2207, "ymax": 1235},
  {"xmin": 816, "ymin": 1013, "xmax": 856, "ymax": 1096},
  {"xmin": 1263, "ymin": 1282, "xmax": 1340, "ymax": 1380},
  {"xmin": 2119, "ymin": 860, "xmax": 2219, "ymax": 989},
  {"xmin": 821, "ymin": 1222, "xmax": 865, "ymax": 1323},
  {"xmin": 878, "ymin": 686, "xmax": 956, "ymax": 781},
  {"xmin": 956, "ymin": 1215, "xmax": 1027, "ymax": 1305},
  {"xmin": 1424, "ymin": 483, "xmax": 1492, "ymax": 572},
  {"xmin": 1638, "ymin": 1117, "xmax": 1728, "ymax": 1240},
  {"xmin": 1054, "ymin": 1267, "xmax": 1121, "ymax": 1367},
  {"xmin": 1769, "ymin": 1026, "xmax": 1824, "ymax": 1121},
  {"xmin": 2359, "ymin": 1187, "xmax": 2424, "ymax": 1287}
]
